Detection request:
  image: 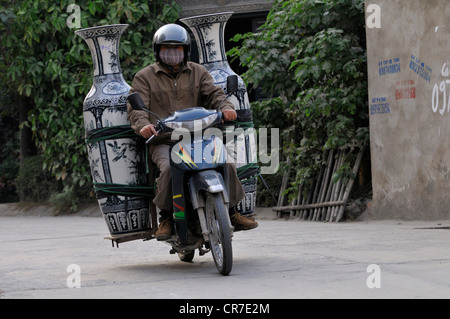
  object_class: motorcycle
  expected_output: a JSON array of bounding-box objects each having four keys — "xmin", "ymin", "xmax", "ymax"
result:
[{"xmin": 123, "ymin": 75, "xmax": 239, "ymax": 275}]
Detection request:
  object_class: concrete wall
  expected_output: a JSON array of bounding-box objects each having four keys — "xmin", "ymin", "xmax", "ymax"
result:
[{"xmin": 365, "ymin": 0, "xmax": 450, "ymax": 219}]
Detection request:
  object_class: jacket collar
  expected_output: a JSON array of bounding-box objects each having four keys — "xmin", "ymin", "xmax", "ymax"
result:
[{"xmin": 155, "ymin": 62, "xmax": 192, "ymax": 76}]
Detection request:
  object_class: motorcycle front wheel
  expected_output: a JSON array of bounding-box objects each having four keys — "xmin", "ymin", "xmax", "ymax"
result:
[{"xmin": 204, "ymin": 192, "xmax": 233, "ymax": 275}]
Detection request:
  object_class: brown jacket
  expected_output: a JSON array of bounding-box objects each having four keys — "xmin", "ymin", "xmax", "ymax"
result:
[{"xmin": 127, "ymin": 61, "xmax": 234, "ymax": 150}]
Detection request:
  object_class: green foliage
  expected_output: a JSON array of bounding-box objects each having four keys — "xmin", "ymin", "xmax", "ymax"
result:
[
  {"xmin": 0, "ymin": 109, "xmax": 20, "ymax": 203},
  {"xmin": 48, "ymin": 187, "xmax": 86, "ymax": 214},
  {"xmin": 16, "ymin": 155, "xmax": 61, "ymax": 202},
  {"xmin": 0, "ymin": 115, "xmax": 19, "ymax": 177},
  {"xmin": 0, "ymin": 154, "xmax": 20, "ymax": 203},
  {"xmin": 229, "ymin": 0, "xmax": 369, "ymax": 198},
  {"xmin": 0, "ymin": 0, "xmax": 181, "ymax": 204}
]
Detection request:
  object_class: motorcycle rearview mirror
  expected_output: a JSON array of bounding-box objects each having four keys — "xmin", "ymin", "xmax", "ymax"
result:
[
  {"xmin": 127, "ymin": 92, "xmax": 146, "ymax": 111},
  {"xmin": 216, "ymin": 75, "xmax": 239, "ymax": 111},
  {"xmin": 226, "ymin": 75, "xmax": 238, "ymax": 94}
]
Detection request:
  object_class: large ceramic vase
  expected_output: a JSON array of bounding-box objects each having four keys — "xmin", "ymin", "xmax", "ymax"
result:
[
  {"xmin": 181, "ymin": 12, "xmax": 258, "ymax": 215},
  {"xmin": 75, "ymin": 24, "xmax": 151, "ymax": 235}
]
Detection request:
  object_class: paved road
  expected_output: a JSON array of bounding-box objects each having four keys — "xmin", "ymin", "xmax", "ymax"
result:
[{"xmin": 0, "ymin": 208, "xmax": 449, "ymax": 300}]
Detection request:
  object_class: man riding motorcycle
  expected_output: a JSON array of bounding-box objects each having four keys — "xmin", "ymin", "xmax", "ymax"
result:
[{"xmin": 127, "ymin": 24, "xmax": 258, "ymax": 240}]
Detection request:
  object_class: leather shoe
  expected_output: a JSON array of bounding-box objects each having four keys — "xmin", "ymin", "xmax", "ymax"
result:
[
  {"xmin": 155, "ymin": 218, "xmax": 173, "ymax": 240},
  {"xmin": 230, "ymin": 212, "xmax": 258, "ymax": 231}
]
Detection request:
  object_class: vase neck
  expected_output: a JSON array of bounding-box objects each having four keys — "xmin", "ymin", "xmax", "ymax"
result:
[
  {"xmin": 181, "ymin": 13, "xmax": 232, "ymax": 65},
  {"xmin": 76, "ymin": 25, "xmax": 128, "ymax": 77}
]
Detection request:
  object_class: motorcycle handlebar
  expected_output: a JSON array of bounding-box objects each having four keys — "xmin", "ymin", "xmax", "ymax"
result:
[
  {"xmin": 145, "ymin": 128, "xmax": 161, "ymax": 144},
  {"xmin": 143, "ymin": 110, "xmax": 239, "ymax": 144}
]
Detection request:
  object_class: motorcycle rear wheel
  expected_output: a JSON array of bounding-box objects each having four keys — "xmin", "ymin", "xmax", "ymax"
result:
[{"xmin": 204, "ymin": 192, "xmax": 233, "ymax": 275}]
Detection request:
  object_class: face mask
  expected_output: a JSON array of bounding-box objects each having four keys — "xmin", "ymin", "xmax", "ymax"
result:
[{"xmin": 159, "ymin": 48, "xmax": 184, "ymax": 66}]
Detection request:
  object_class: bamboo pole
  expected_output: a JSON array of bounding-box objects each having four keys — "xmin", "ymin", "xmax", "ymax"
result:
[
  {"xmin": 327, "ymin": 151, "xmax": 344, "ymax": 222},
  {"xmin": 272, "ymin": 148, "xmax": 365, "ymax": 222},
  {"xmin": 310, "ymin": 168, "xmax": 323, "ymax": 220},
  {"xmin": 335, "ymin": 182, "xmax": 347, "ymax": 220},
  {"xmin": 324, "ymin": 151, "xmax": 341, "ymax": 221},
  {"xmin": 272, "ymin": 200, "xmax": 346, "ymax": 211},
  {"xmin": 295, "ymin": 186, "xmax": 302, "ymax": 218},
  {"xmin": 276, "ymin": 157, "xmax": 291, "ymax": 218},
  {"xmin": 289, "ymin": 197, "xmax": 297, "ymax": 219},
  {"xmin": 335, "ymin": 149, "xmax": 364, "ymax": 222},
  {"xmin": 300, "ymin": 188, "xmax": 308, "ymax": 219},
  {"xmin": 316, "ymin": 150, "xmax": 333, "ymax": 220}
]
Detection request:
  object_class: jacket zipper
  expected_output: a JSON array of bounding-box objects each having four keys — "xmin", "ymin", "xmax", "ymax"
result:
[{"xmin": 174, "ymin": 79, "xmax": 178, "ymax": 106}]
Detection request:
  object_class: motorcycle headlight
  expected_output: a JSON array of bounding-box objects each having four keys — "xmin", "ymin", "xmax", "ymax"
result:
[{"xmin": 164, "ymin": 113, "xmax": 220, "ymax": 132}]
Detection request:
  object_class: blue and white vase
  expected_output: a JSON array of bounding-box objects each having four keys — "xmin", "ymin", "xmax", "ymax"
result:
[
  {"xmin": 181, "ymin": 13, "xmax": 258, "ymax": 215},
  {"xmin": 75, "ymin": 24, "xmax": 152, "ymax": 235}
]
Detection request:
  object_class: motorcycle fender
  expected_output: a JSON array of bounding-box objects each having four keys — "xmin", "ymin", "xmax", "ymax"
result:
[{"xmin": 188, "ymin": 170, "xmax": 229, "ymax": 210}]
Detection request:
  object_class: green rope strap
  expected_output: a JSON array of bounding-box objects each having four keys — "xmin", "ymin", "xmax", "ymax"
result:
[
  {"xmin": 237, "ymin": 162, "xmax": 260, "ymax": 184},
  {"xmin": 237, "ymin": 162, "xmax": 259, "ymax": 176},
  {"xmin": 94, "ymin": 182, "xmax": 155, "ymax": 198},
  {"xmin": 229, "ymin": 121, "xmax": 254, "ymax": 129},
  {"xmin": 219, "ymin": 121, "xmax": 255, "ymax": 132},
  {"xmin": 85, "ymin": 125, "xmax": 137, "ymax": 144},
  {"xmin": 239, "ymin": 172, "xmax": 260, "ymax": 184}
]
